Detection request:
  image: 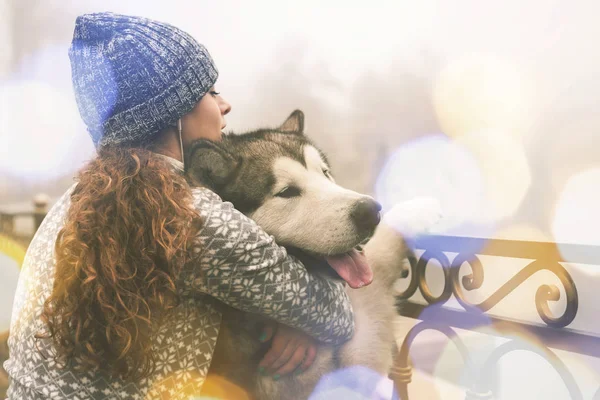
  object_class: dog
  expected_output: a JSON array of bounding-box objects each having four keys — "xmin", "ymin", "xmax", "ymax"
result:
[{"xmin": 185, "ymin": 110, "xmax": 441, "ymax": 399}]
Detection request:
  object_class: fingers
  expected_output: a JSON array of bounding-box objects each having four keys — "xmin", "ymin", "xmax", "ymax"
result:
[
  {"xmin": 273, "ymin": 345, "xmax": 306, "ymax": 376},
  {"xmin": 259, "ymin": 324, "xmax": 275, "ymax": 343},
  {"xmin": 264, "ymin": 339, "xmax": 298, "ymax": 374},
  {"xmin": 299, "ymin": 343, "xmax": 317, "ymax": 372},
  {"xmin": 257, "ymin": 324, "xmax": 320, "ymax": 379},
  {"xmin": 259, "ymin": 336, "xmax": 294, "ymax": 373}
]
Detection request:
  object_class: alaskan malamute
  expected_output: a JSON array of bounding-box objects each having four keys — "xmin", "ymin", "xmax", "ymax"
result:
[{"xmin": 186, "ymin": 110, "xmax": 440, "ymax": 399}]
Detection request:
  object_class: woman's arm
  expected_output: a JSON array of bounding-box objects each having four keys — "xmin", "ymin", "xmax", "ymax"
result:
[{"xmin": 179, "ymin": 188, "xmax": 354, "ymax": 345}]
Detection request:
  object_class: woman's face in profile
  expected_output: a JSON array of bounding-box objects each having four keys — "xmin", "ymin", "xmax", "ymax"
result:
[{"xmin": 181, "ymin": 86, "xmax": 232, "ymax": 144}]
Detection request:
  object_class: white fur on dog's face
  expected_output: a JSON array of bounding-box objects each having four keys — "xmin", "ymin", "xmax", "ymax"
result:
[{"xmin": 249, "ymin": 145, "xmax": 376, "ymax": 255}]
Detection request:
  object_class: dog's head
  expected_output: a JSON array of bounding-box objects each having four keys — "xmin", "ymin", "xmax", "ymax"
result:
[{"xmin": 186, "ymin": 110, "xmax": 381, "ymax": 286}]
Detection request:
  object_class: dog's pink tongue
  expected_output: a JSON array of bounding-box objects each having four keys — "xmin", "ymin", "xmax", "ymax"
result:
[{"xmin": 325, "ymin": 249, "xmax": 373, "ymax": 289}]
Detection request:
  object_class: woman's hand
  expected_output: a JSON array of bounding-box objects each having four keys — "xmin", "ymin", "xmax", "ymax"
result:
[{"xmin": 258, "ymin": 322, "xmax": 318, "ymax": 379}]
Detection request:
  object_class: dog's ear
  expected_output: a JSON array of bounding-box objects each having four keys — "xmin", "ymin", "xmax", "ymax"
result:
[
  {"xmin": 185, "ymin": 139, "xmax": 240, "ymax": 190},
  {"xmin": 278, "ymin": 109, "xmax": 304, "ymax": 134}
]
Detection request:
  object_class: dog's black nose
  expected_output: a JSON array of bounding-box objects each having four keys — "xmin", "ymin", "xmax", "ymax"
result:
[{"xmin": 351, "ymin": 198, "xmax": 382, "ymax": 233}]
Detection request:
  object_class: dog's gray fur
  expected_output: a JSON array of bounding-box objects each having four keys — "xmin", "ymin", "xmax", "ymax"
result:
[{"xmin": 186, "ymin": 110, "xmax": 413, "ymax": 399}]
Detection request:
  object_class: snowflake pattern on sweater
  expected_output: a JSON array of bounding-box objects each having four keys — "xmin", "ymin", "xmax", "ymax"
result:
[{"xmin": 4, "ymin": 185, "xmax": 354, "ymax": 399}]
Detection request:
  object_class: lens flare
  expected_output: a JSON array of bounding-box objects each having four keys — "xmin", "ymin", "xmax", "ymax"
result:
[
  {"xmin": 0, "ymin": 234, "xmax": 26, "ymax": 268},
  {"xmin": 455, "ymin": 130, "xmax": 531, "ymax": 223},
  {"xmin": 375, "ymin": 131, "xmax": 530, "ymax": 233},
  {"xmin": 0, "ymin": 235, "xmax": 26, "ymax": 330},
  {"xmin": 0, "ymin": 251, "xmax": 21, "ymax": 331},
  {"xmin": 309, "ymin": 365, "xmax": 397, "ymax": 400},
  {"xmin": 495, "ymin": 224, "xmax": 551, "ymax": 242},
  {"xmin": 465, "ymin": 327, "xmax": 583, "ymax": 399},
  {"xmin": 395, "ymin": 305, "xmax": 491, "ymax": 399},
  {"xmin": 14, "ymin": 43, "xmax": 73, "ymax": 89},
  {"xmin": 375, "ymin": 134, "xmax": 491, "ymax": 235},
  {"xmin": 193, "ymin": 374, "xmax": 251, "ymax": 400},
  {"xmin": 552, "ymin": 168, "xmax": 600, "ymax": 247},
  {"xmin": 433, "ymin": 54, "xmax": 535, "ymax": 142},
  {"xmin": 146, "ymin": 372, "xmax": 251, "ymax": 400},
  {"xmin": 0, "ymin": 80, "xmax": 90, "ymax": 181}
]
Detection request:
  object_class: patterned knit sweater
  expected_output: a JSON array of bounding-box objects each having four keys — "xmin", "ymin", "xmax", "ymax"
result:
[{"xmin": 4, "ymin": 182, "xmax": 354, "ymax": 399}]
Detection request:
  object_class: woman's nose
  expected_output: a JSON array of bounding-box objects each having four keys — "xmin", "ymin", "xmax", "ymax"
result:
[{"xmin": 221, "ymin": 100, "xmax": 232, "ymax": 116}]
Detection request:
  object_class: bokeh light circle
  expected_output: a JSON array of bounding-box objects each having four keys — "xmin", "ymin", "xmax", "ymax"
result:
[
  {"xmin": 375, "ymin": 134, "xmax": 492, "ymax": 234},
  {"xmin": 433, "ymin": 54, "xmax": 534, "ymax": 142},
  {"xmin": 455, "ymin": 129, "xmax": 532, "ymax": 223},
  {"xmin": 0, "ymin": 80, "xmax": 83, "ymax": 181},
  {"xmin": 552, "ymin": 168, "xmax": 600, "ymax": 247}
]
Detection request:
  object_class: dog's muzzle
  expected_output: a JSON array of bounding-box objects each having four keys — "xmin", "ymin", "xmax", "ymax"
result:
[{"xmin": 350, "ymin": 198, "xmax": 383, "ymax": 234}]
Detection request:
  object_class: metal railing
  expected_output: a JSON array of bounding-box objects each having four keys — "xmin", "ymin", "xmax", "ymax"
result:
[
  {"xmin": 2, "ymin": 207, "xmax": 599, "ymax": 398},
  {"xmin": 0, "ymin": 196, "xmax": 48, "ymax": 247},
  {"xmin": 389, "ymin": 235, "xmax": 600, "ymax": 399}
]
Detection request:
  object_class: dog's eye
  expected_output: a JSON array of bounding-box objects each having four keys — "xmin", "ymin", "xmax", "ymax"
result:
[{"xmin": 275, "ymin": 186, "xmax": 301, "ymax": 198}]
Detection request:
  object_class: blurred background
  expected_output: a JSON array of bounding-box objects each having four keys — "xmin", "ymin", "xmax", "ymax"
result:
[
  {"xmin": 2, "ymin": 0, "xmax": 600, "ymax": 243},
  {"xmin": 2, "ymin": 1, "xmax": 600, "ymax": 398}
]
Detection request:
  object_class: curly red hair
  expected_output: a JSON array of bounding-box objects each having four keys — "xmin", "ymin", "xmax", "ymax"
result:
[{"xmin": 38, "ymin": 146, "xmax": 202, "ymax": 380}]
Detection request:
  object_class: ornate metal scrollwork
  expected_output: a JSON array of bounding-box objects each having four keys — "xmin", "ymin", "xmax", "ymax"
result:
[
  {"xmin": 391, "ymin": 323, "xmax": 587, "ymax": 399},
  {"xmin": 389, "ymin": 320, "xmax": 473, "ymax": 400},
  {"xmin": 395, "ymin": 250, "xmax": 453, "ymax": 303},
  {"xmin": 450, "ymin": 257, "xmax": 578, "ymax": 328},
  {"xmin": 417, "ymin": 251, "xmax": 453, "ymax": 304},
  {"xmin": 398, "ymin": 250, "xmax": 579, "ymax": 328},
  {"xmin": 392, "ymin": 236, "xmax": 595, "ymax": 398}
]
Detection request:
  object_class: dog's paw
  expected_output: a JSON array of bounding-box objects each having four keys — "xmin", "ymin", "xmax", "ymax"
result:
[{"xmin": 382, "ymin": 197, "xmax": 443, "ymax": 238}]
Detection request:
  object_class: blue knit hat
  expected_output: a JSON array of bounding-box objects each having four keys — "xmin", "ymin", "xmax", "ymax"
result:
[{"xmin": 69, "ymin": 12, "xmax": 218, "ymax": 148}]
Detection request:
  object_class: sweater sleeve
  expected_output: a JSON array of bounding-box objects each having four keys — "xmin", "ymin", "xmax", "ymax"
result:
[{"xmin": 179, "ymin": 187, "xmax": 355, "ymax": 345}]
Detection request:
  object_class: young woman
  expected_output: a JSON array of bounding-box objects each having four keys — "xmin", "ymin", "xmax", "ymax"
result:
[{"xmin": 4, "ymin": 12, "xmax": 357, "ymax": 399}]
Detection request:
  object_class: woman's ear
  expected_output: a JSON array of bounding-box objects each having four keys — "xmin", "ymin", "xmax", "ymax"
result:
[
  {"xmin": 278, "ymin": 110, "xmax": 304, "ymax": 134},
  {"xmin": 185, "ymin": 139, "xmax": 240, "ymax": 190}
]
